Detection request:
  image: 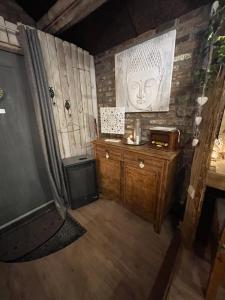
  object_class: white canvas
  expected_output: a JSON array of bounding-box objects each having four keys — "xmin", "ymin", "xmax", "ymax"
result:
[
  {"xmin": 115, "ymin": 30, "xmax": 176, "ymax": 112},
  {"xmin": 100, "ymin": 107, "xmax": 125, "ymax": 134}
]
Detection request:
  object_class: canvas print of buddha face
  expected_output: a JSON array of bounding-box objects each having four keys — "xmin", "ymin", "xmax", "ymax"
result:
[{"xmin": 115, "ymin": 30, "xmax": 176, "ymax": 112}]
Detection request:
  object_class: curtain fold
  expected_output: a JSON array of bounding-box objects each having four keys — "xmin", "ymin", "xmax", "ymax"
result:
[{"xmin": 18, "ymin": 24, "xmax": 69, "ymax": 213}]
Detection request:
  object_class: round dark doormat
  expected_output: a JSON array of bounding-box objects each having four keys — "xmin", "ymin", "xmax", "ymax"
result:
[{"xmin": 9, "ymin": 213, "xmax": 86, "ymax": 262}]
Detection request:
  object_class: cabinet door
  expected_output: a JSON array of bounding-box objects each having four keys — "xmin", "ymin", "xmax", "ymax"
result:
[
  {"xmin": 96, "ymin": 157, "xmax": 121, "ymax": 201},
  {"xmin": 124, "ymin": 164, "xmax": 161, "ymax": 222}
]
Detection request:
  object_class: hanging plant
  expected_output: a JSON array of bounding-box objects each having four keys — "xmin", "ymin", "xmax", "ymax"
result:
[
  {"xmin": 213, "ymin": 35, "xmax": 225, "ymax": 73},
  {"xmin": 192, "ymin": 0, "xmax": 225, "ymax": 147}
]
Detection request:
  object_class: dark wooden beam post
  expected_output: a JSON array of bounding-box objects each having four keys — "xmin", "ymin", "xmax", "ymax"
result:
[
  {"xmin": 37, "ymin": 0, "xmax": 107, "ymax": 34},
  {"xmin": 182, "ymin": 67, "xmax": 225, "ymax": 247},
  {"xmin": 148, "ymin": 231, "xmax": 182, "ymax": 300}
]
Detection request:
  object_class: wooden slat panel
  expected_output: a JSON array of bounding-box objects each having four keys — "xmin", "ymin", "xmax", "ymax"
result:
[
  {"xmin": 86, "ymin": 70, "xmax": 96, "ymax": 141},
  {"xmin": 80, "ymin": 67, "xmax": 91, "ymax": 152},
  {"xmin": 5, "ymin": 21, "xmax": 19, "ymax": 46},
  {"xmin": 37, "ymin": 30, "xmax": 98, "ymax": 158},
  {"xmin": 0, "ymin": 17, "xmax": 8, "ymax": 43},
  {"xmin": 90, "ymin": 55, "xmax": 98, "ymax": 134},
  {"xmin": 77, "ymin": 47, "xmax": 84, "ymax": 70},
  {"xmin": 83, "ymin": 50, "xmax": 90, "ymax": 71},
  {"xmin": 37, "ymin": 30, "xmax": 64, "ymax": 158},
  {"xmin": 77, "ymin": 47, "xmax": 92, "ymax": 154},
  {"xmin": 55, "ymin": 37, "xmax": 77, "ymax": 158},
  {"xmin": 0, "ymin": 17, "xmax": 99, "ymax": 159},
  {"xmin": 71, "ymin": 44, "xmax": 86, "ymax": 155},
  {"xmin": 46, "ymin": 34, "xmax": 71, "ymax": 158},
  {"xmin": 84, "ymin": 50, "xmax": 96, "ymax": 149},
  {"xmin": 63, "ymin": 41, "xmax": 82, "ymax": 155}
]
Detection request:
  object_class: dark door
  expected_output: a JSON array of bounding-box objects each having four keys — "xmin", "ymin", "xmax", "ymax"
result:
[{"xmin": 0, "ymin": 50, "xmax": 52, "ymax": 227}]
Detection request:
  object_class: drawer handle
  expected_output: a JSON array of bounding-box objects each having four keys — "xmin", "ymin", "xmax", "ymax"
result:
[
  {"xmin": 139, "ymin": 160, "xmax": 144, "ymax": 169},
  {"xmin": 105, "ymin": 151, "xmax": 110, "ymax": 159}
]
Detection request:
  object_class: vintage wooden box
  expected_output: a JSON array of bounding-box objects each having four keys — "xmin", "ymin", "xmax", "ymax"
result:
[{"xmin": 149, "ymin": 127, "xmax": 180, "ymax": 151}]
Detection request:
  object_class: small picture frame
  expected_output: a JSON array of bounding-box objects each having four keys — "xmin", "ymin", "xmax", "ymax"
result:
[{"xmin": 100, "ymin": 107, "xmax": 125, "ymax": 135}]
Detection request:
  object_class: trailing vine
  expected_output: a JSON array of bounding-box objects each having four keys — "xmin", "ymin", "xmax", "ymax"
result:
[
  {"xmin": 192, "ymin": 0, "xmax": 225, "ymax": 147},
  {"xmin": 201, "ymin": 1, "xmax": 225, "ymax": 84}
]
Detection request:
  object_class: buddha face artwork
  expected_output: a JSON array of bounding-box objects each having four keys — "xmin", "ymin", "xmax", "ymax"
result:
[
  {"xmin": 115, "ymin": 30, "xmax": 176, "ymax": 112},
  {"xmin": 126, "ymin": 45, "xmax": 163, "ymax": 111}
]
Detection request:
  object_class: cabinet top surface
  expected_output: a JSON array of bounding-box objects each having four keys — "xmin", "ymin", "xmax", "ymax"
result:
[{"xmin": 93, "ymin": 139, "xmax": 180, "ymax": 161}]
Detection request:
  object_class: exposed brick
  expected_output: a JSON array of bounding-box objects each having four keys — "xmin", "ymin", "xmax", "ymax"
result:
[
  {"xmin": 105, "ymin": 91, "xmax": 114, "ymax": 97},
  {"xmin": 176, "ymin": 34, "xmax": 190, "ymax": 44},
  {"xmin": 94, "ymin": 4, "xmax": 209, "ymax": 196},
  {"xmin": 179, "ymin": 5, "xmax": 209, "ymax": 24},
  {"xmin": 175, "ymin": 40, "xmax": 200, "ymax": 55},
  {"xmin": 176, "ymin": 94, "xmax": 192, "ymax": 105},
  {"xmin": 156, "ymin": 19, "xmax": 176, "ymax": 34},
  {"xmin": 176, "ymin": 105, "xmax": 194, "ymax": 117}
]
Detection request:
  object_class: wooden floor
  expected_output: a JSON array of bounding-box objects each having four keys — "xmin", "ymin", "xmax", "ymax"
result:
[
  {"xmin": 2, "ymin": 199, "xmax": 223, "ymax": 300},
  {"xmin": 0, "ymin": 199, "xmax": 173, "ymax": 300},
  {"xmin": 168, "ymin": 248, "xmax": 225, "ymax": 300}
]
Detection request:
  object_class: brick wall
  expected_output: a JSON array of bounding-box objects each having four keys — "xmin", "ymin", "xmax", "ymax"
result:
[
  {"xmin": 95, "ymin": 5, "xmax": 209, "ymax": 141},
  {"xmin": 94, "ymin": 5, "xmax": 210, "ymax": 203}
]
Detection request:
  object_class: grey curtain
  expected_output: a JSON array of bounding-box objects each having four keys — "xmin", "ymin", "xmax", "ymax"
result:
[{"xmin": 18, "ymin": 24, "xmax": 69, "ymax": 213}]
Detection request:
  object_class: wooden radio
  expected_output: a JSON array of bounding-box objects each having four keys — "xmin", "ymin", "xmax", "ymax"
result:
[{"xmin": 149, "ymin": 127, "xmax": 180, "ymax": 151}]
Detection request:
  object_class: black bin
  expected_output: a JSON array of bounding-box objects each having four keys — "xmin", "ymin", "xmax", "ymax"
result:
[{"xmin": 63, "ymin": 155, "xmax": 99, "ymax": 210}]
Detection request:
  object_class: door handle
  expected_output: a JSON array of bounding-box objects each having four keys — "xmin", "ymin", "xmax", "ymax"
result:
[
  {"xmin": 139, "ymin": 160, "xmax": 144, "ymax": 169},
  {"xmin": 105, "ymin": 151, "xmax": 110, "ymax": 159}
]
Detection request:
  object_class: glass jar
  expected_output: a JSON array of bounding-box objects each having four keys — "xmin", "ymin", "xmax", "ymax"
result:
[{"xmin": 134, "ymin": 119, "xmax": 141, "ymax": 144}]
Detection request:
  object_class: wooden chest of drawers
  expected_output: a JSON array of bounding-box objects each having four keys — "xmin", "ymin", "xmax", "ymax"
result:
[{"xmin": 93, "ymin": 139, "xmax": 180, "ymax": 233}]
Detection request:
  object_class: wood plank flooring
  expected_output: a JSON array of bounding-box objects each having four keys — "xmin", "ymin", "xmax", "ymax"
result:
[
  {"xmin": 0, "ymin": 199, "xmax": 173, "ymax": 300},
  {"xmin": 168, "ymin": 248, "xmax": 225, "ymax": 300}
]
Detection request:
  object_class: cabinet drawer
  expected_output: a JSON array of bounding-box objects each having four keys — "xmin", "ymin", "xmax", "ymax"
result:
[
  {"xmin": 95, "ymin": 146, "xmax": 122, "ymax": 161},
  {"xmin": 124, "ymin": 151, "xmax": 164, "ymax": 171}
]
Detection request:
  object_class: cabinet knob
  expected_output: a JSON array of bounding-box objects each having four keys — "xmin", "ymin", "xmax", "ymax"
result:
[
  {"xmin": 105, "ymin": 151, "xmax": 109, "ymax": 159},
  {"xmin": 139, "ymin": 160, "xmax": 144, "ymax": 169}
]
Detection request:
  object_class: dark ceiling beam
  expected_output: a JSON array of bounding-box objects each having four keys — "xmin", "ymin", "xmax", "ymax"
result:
[
  {"xmin": 37, "ymin": 0, "xmax": 107, "ymax": 34},
  {"xmin": 125, "ymin": 0, "xmax": 138, "ymax": 36}
]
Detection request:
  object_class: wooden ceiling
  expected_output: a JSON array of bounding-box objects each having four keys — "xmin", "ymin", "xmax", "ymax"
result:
[
  {"xmin": 16, "ymin": 0, "xmax": 57, "ymax": 21},
  {"xmin": 16, "ymin": 0, "xmax": 211, "ymax": 55}
]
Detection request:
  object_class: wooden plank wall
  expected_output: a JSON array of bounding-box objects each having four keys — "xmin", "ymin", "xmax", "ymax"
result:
[
  {"xmin": 0, "ymin": 15, "xmax": 98, "ymax": 159},
  {"xmin": 0, "ymin": 16, "xmax": 20, "ymax": 49},
  {"xmin": 37, "ymin": 31, "xmax": 98, "ymax": 158}
]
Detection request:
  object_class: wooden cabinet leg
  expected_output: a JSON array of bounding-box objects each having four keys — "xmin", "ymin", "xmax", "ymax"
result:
[{"xmin": 206, "ymin": 252, "xmax": 225, "ymax": 300}]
